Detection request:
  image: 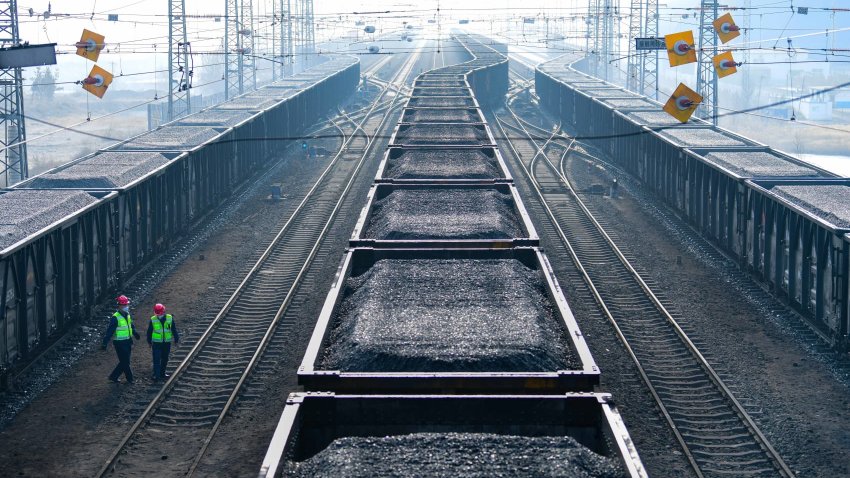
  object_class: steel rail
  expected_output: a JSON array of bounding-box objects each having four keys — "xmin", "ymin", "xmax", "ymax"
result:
[{"xmin": 94, "ymin": 48, "xmax": 421, "ymax": 478}]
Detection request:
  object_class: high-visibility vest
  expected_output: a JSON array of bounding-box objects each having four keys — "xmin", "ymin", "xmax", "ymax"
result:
[
  {"xmin": 113, "ymin": 311, "xmax": 132, "ymax": 341},
  {"xmin": 150, "ymin": 314, "xmax": 174, "ymax": 343}
]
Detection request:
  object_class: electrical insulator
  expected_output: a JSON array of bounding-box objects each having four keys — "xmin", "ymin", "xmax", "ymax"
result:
[
  {"xmin": 76, "ymin": 39, "xmax": 98, "ymax": 51},
  {"xmin": 83, "ymin": 74, "xmax": 105, "ymax": 87},
  {"xmin": 718, "ymin": 59, "xmax": 737, "ymax": 70},
  {"xmin": 238, "ymin": 29, "xmax": 252, "ymax": 36},
  {"xmin": 719, "ymin": 22, "xmax": 739, "ymax": 34},
  {"xmin": 675, "ymin": 96, "xmax": 694, "ymax": 110}
]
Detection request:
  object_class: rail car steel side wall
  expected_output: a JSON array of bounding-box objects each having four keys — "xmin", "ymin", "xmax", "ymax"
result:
[
  {"xmin": 745, "ymin": 179, "xmax": 850, "ymax": 347},
  {"xmin": 0, "ymin": 191, "xmax": 118, "ymax": 382},
  {"xmin": 106, "ymin": 126, "xmax": 236, "ymax": 224},
  {"xmin": 258, "ymin": 393, "xmax": 647, "ymax": 478},
  {"xmin": 15, "ymin": 151, "xmax": 190, "ymax": 282}
]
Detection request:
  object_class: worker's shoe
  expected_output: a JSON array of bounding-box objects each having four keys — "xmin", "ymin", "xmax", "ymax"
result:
[{"xmin": 108, "ymin": 377, "xmax": 120, "ymax": 383}]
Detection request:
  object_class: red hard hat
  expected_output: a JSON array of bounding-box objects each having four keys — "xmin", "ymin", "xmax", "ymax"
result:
[
  {"xmin": 153, "ymin": 303, "xmax": 166, "ymax": 315},
  {"xmin": 116, "ymin": 295, "xmax": 130, "ymax": 306}
]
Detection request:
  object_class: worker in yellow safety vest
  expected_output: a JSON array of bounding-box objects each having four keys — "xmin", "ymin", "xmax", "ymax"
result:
[
  {"xmin": 147, "ymin": 303, "xmax": 180, "ymax": 381},
  {"xmin": 101, "ymin": 295, "xmax": 141, "ymax": 384}
]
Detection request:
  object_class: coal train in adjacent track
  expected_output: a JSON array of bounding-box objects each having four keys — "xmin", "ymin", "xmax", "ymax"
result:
[
  {"xmin": 258, "ymin": 34, "xmax": 647, "ymax": 478},
  {"xmin": 0, "ymin": 58, "xmax": 360, "ymax": 385},
  {"xmin": 537, "ymin": 57, "xmax": 850, "ymax": 352}
]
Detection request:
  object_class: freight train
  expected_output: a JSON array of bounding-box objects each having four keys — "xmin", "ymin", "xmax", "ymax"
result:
[
  {"xmin": 0, "ymin": 57, "xmax": 360, "ymax": 385},
  {"xmin": 259, "ymin": 34, "xmax": 647, "ymax": 478},
  {"xmin": 536, "ymin": 56, "xmax": 850, "ymax": 351}
]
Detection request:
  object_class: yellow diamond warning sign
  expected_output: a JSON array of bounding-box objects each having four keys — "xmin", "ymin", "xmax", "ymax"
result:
[
  {"xmin": 663, "ymin": 83, "xmax": 703, "ymax": 123},
  {"xmin": 75, "ymin": 29, "xmax": 106, "ymax": 62},
  {"xmin": 664, "ymin": 31, "xmax": 697, "ymax": 67},
  {"xmin": 82, "ymin": 65, "xmax": 113, "ymax": 99},
  {"xmin": 713, "ymin": 51, "xmax": 738, "ymax": 78},
  {"xmin": 713, "ymin": 13, "xmax": 741, "ymax": 44}
]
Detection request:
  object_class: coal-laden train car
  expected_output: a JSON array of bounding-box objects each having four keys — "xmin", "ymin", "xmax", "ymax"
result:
[
  {"xmin": 535, "ymin": 54, "xmax": 850, "ymax": 350},
  {"xmin": 265, "ymin": 34, "xmax": 646, "ymax": 477},
  {"xmin": 0, "ymin": 190, "xmax": 118, "ymax": 380},
  {"xmin": 0, "ymin": 57, "xmax": 361, "ymax": 384}
]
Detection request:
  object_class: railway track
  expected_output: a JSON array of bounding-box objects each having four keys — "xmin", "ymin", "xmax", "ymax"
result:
[
  {"xmin": 95, "ymin": 48, "xmax": 424, "ymax": 477},
  {"xmin": 490, "ymin": 71, "xmax": 795, "ymax": 478}
]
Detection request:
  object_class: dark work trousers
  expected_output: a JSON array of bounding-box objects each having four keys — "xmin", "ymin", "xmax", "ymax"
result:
[
  {"xmin": 108, "ymin": 340, "xmax": 134, "ymax": 383},
  {"xmin": 151, "ymin": 342, "xmax": 172, "ymax": 379}
]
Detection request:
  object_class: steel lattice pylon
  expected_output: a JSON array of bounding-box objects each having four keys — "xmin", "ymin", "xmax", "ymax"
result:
[
  {"xmin": 168, "ymin": 0, "xmax": 191, "ymax": 120},
  {"xmin": 300, "ymin": 0, "xmax": 315, "ymax": 69},
  {"xmin": 586, "ymin": 0, "xmax": 615, "ymax": 81},
  {"xmin": 626, "ymin": 0, "xmax": 658, "ymax": 98},
  {"xmin": 281, "ymin": 0, "xmax": 293, "ymax": 76},
  {"xmin": 696, "ymin": 0, "xmax": 719, "ymax": 124},
  {"xmin": 642, "ymin": 0, "xmax": 658, "ymax": 98},
  {"xmin": 585, "ymin": 0, "xmax": 600, "ymax": 77},
  {"xmin": 241, "ymin": 0, "xmax": 256, "ymax": 91},
  {"xmin": 0, "ymin": 0, "xmax": 26, "ymax": 187},
  {"xmin": 626, "ymin": 0, "xmax": 642, "ymax": 91},
  {"xmin": 224, "ymin": 0, "xmax": 241, "ymax": 99}
]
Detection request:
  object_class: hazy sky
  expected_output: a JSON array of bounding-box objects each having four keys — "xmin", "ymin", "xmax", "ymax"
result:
[{"xmin": 13, "ymin": 0, "xmax": 850, "ymax": 91}]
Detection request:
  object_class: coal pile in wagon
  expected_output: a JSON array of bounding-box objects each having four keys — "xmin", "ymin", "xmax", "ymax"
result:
[
  {"xmin": 0, "ymin": 190, "xmax": 99, "ymax": 249},
  {"xmin": 383, "ymin": 148, "xmax": 502, "ymax": 180},
  {"xmin": 176, "ymin": 110, "xmax": 255, "ymax": 127},
  {"xmin": 402, "ymin": 108, "xmax": 480, "ymax": 123},
  {"xmin": 113, "ymin": 126, "xmax": 223, "ymax": 151},
  {"xmin": 659, "ymin": 128, "xmax": 748, "ymax": 147},
  {"xmin": 394, "ymin": 124, "xmax": 489, "ymax": 146},
  {"xmin": 320, "ymin": 258, "xmax": 576, "ymax": 372},
  {"xmin": 284, "ymin": 433, "xmax": 624, "ymax": 478},
  {"xmin": 773, "ymin": 184, "xmax": 850, "ymax": 228},
  {"xmin": 408, "ymin": 97, "xmax": 476, "ymax": 108},
  {"xmin": 362, "ymin": 188, "xmax": 523, "ymax": 240},
  {"xmin": 24, "ymin": 152, "xmax": 172, "ymax": 189},
  {"xmin": 706, "ymin": 151, "xmax": 821, "ymax": 178}
]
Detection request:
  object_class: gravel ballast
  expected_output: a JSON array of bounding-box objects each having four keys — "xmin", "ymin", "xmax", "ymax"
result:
[
  {"xmin": 658, "ymin": 128, "xmax": 749, "ymax": 147},
  {"xmin": 0, "ymin": 190, "xmax": 99, "ymax": 249},
  {"xmin": 383, "ymin": 148, "xmax": 503, "ymax": 179},
  {"xmin": 114, "ymin": 126, "xmax": 223, "ymax": 151},
  {"xmin": 24, "ymin": 152, "xmax": 173, "ymax": 189},
  {"xmin": 705, "ymin": 151, "xmax": 822, "ymax": 178},
  {"xmin": 362, "ymin": 188, "xmax": 524, "ymax": 240},
  {"xmin": 284, "ymin": 433, "xmax": 625, "ymax": 478},
  {"xmin": 772, "ymin": 184, "xmax": 850, "ymax": 228},
  {"xmin": 394, "ymin": 124, "xmax": 490, "ymax": 146},
  {"xmin": 321, "ymin": 258, "xmax": 576, "ymax": 372}
]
